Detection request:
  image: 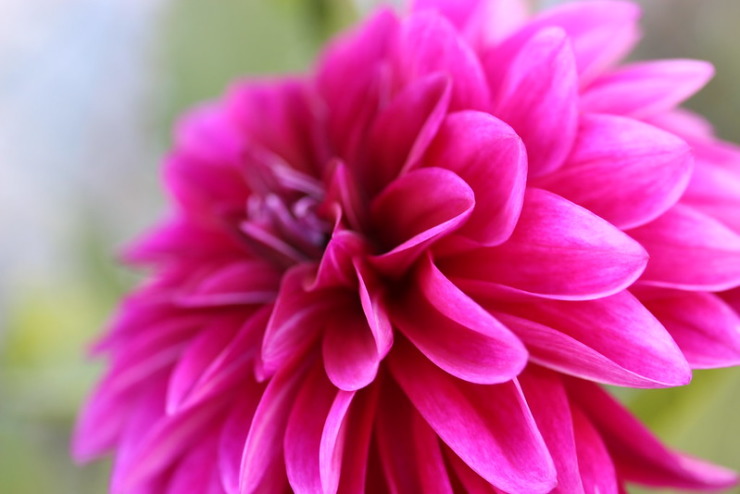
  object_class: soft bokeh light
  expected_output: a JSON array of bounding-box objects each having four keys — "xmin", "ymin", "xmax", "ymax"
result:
[{"xmin": 1, "ymin": 1, "xmax": 738, "ymax": 493}]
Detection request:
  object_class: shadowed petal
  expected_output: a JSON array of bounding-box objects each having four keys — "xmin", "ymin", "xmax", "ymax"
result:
[
  {"xmin": 441, "ymin": 188, "xmax": 648, "ymax": 300},
  {"xmin": 571, "ymin": 407, "xmax": 619, "ymax": 494},
  {"xmin": 389, "ymin": 339, "xmax": 556, "ymax": 493},
  {"xmin": 424, "ymin": 110, "xmax": 527, "ymax": 245},
  {"xmin": 488, "ymin": 292, "xmax": 691, "ymax": 388},
  {"xmin": 536, "ymin": 114, "xmax": 693, "ymax": 229},
  {"xmin": 582, "ymin": 60, "xmax": 714, "ymax": 118},
  {"xmin": 337, "ymin": 385, "xmax": 379, "ymax": 494},
  {"xmin": 629, "ymin": 204, "xmax": 740, "ymax": 291},
  {"xmin": 370, "ymin": 167, "xmax": 474, "ymax": 274},
  {"xmin": 322, "ymin": 305, "xmax": 380, "ymax": 391}
]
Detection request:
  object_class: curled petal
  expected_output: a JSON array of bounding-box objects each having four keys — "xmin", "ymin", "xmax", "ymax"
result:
[{"xmin": 322, "ymin": 306, "xmax": 381, "ymax": 391}]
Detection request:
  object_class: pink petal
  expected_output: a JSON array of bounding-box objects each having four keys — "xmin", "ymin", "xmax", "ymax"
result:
[
  {"xmin": 522, "ymin": 0, "xmax": 641, "ymax": 83},
  {"xmin": 366, "ymin": 73, "xmax": 452, "ymax": 193},
  {"xmin": 519, "ymin": 368, "xmax": 584, "ymax": 494},
  {"xmin": 317, "ymin": 9, "xmax": 400, "ymax": 164},
  {"xmin": 174, "ymin": 261, "xmax": 280, "ymax": 307},
  {"xmin": 441, "ymin": 188, "xmax": 648, "ymax": 300},
  {"xmin": 284, "ymin": 364, "xmax": 353, "ymax": 494},
  {"xmin": 637, "ymin": 288, "xmax": 740, "ymax": 369},
  {"xmin": 240, "ymin": 360, "xmax": 308, "ymax": 493},
  {"xmin": 392, "ymin": 12, "xmax": 490, "ymax": 111},
  {"xmin": 322, "ymin": 305, "xmax": 380, "ymax": 391},
  {"xmin": 424, "ymin": 110, "xmax": 527, "ymax": 245},
  {"xmin": 337, "ymin": 385, "xmax": 379, "ymax": 494},
  {"xmin": 388, "ymin": 339, "xmax": 556, "ymax": 493},
  {"xmin": 355, "ymin": 261, "xmax": 394, "ymax": 357},
  {"xmin": 411, "ymin": 0, "xmax": 482, "ymax": 29},
  {"xmin": 167, "ymin": 436, "xmax": 224, "ymax": 494},
  {"xmin": 260, "ymin": 264, "xmax": 335, "ymax": 374},
  {"xmin": 218, "ymin": 383, "xmax": 264, "ymax": 494},
  {"xmin": 581, "ymin": 60, "xmax": 714, "ymax": 118},
  {"xmin": 370, "ymin": 167, "xmax": 475, "ymax": 275},
  {"xmin": 629, "ymin": 204, "xmax": 740, "ymax": 291},
  {"xmin": 376, "ymin": 378, "xmax": 454, "ymax": 494},
  {"xmin": 570, "ymin": 406, "xmax": 619, "ymax": 494},
  {"xmin": 488, "ymin": 292, "xmax": 691, "ymax": 388},
  {"xmin": 568, "ymin": 380, "xmax": 739, "ymax": 490},
  {"xmin": 488, "ymin": 27, "xmax": 578, "ymax": 177},
  {"xmin": 535, "ymin": 114, "xmax": 693, "ymax": 229},
  {"xmin": 391, "ymin": 254, "xmax": 527, "ymax": 384},
  {"xmin": 683, "ymin": 154, "xmax": 740, "ymax": 234}
]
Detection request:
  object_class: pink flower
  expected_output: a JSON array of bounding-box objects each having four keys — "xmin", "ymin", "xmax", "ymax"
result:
[{"xmin": 75, "ymin": 0, "xmax": 740, "ymax": 492}]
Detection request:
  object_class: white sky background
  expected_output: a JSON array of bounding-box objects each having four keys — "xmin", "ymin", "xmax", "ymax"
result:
[{"xmin": 0, "ymin": 0, "xmax": 167, "ymax": 316}]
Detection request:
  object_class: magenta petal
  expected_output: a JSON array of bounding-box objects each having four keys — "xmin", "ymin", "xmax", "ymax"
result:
[
  {"xmin": 260, "ymin": 264, "xmax": 333, "ymax": 374},
  {"xmin": 240, "ymin": 361, "xmax": 306, "ymax": 493},
  {"xmin": 571, "ymin": 406, "xmax": 619, "ymax": 494},
  {"xmin": 389, "ymin": 339, "xmax": 556, "ymax": 493},
  {"xmin": 376, "ymin": 379, "xmax": 454, "ymax": 494},
  {"xmin": 175, "ymin": 261, "xmax": 280, "ymax": 307},
  {"xmin": 683, "ymin": 154, "xmax": 740, "ymax": 234},
  {"xmin": 568, "ymin": 380, "xmax": 739, "ymax": 490},
  {"xmin": 167, "ymin": 436, "xmax": 224, "ymax": 494},
  {"xmin": 411, "ymin": 0, "xmax": 481, "ymax": 29},
  {"xmin": 629, "ymin": 204, "xmax": 740, "ymax": 291},
  {"xmin": 442, "ymin": 188, "xmax": 648, "ymax": 300},
  {"xmin": 582, "ymin": 60, "xmax": 714, "ymax": 118},
  {"xmin": 218, "ymin": 384, "xmax": 263, "ymax": 494},
  {"xmin": 366, "ymin": 73, "xmax": 452, "ymax": 193},
  {"xmin": 391, "ymin": 254, "xmax": 526, "ymax": 384},
  {"xmin": 355, "ymin": 261, "xmax": 394, "ymax": 357},
  {"xmin": 638, "ymin": 288, "xmax": 740, "ymax": 369},
  {"xmin": 424, "ymin": 110, "xmax": 527, "ymax": 245},
  {"xmin": 489, "ymin": 27, "xmax": 578, "ymax": 177},
  {"xmin": 521, "ymin": 0, "xmax": 641, "ymax": 82},
  {"xmin": 489, "ymin": 292, "xmax": 691, "ymax": 388},
  {"xmin": 370, "ymin": 167, "xmax": 474, "ymax": 274},
  {"xmin": 322, "ymin": 306, "xmax": 380, "ymax": 391},
  {"xmin": 284, "ymin": 364, "xmax": 353, "ymax": 494},
  {"xmin": 536, "ymin": 114, "xmax": 693, "ymax": 229},
  {"xmin": 393, "ymin": 11, "xmax": 490, "ymax": 110},
  {"xmin": 519, "ymin": 368, "xmax": 583, "ymax": 494},
  {"xmin": 337, "ymin": 386, "xmax": 379, "ymax": 494}
]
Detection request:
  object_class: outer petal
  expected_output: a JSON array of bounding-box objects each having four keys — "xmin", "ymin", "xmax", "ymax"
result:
[
  {"xmin": 581, "ymin": 60, "xmax": 714, "ymax": 118},
  {"xmin": 388, "ymin": 339, "xmax": 557, "ymax": 494},
  {"xmin": 637, "ymin": 288, "xmax": 740, "ymax": 369},
  {"xmin": 322, "ymin": 305, "xmax": 380, "ymax": 391},
  {"xmin": 424, "ymin": 110, "xmax": 527, "ymax": 245},
  {"xmin": 392, "ymin": 11, "xmax": 490, "ymax": 111},
  {"xmin": 536, "ymin": 114, "xmax": 693, "ymax": 229},
  {"xmin": 567, "ymin": 380, "xmax": 739, "ymax": 490},
  {"xmin": 683, "ymin": 153, "xmax": 740, "ymax": 234},
  {"xmin": 391, "ymin": 254, "xmax": 527, "ymax": 384},
  {"xmin": 487, "ymin": 27, "xmax": 578, "ymax": 177},
  {"xmin": 441, "ymin": 188, "xmax": 648, "ymax": 300},
  {"xmin": 174, "ymin": 261, "xmax": 280, "ymax": 307},
  {"xmin": 337, "ymin": 385, "xmax": 379, "ymax": 494},
  {"xmin": 629, "ymin": 204, "xmax": 740, "ymax": 291},
  {"xmin": 370, "ymin": 167, "xmax": 474, "ymax": 274},
  {"xmin": 488, "ymin": 292, "xmax": 691, "ymax": 388},
  {"xmin": 570, "ymin": 406, "xmax": 619, "ymax": 494}
]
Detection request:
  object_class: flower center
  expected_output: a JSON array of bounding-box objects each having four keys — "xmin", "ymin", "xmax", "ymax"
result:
[{"xmin": 241, "ymin": 161, "xmax": 331, "ymax": 268}]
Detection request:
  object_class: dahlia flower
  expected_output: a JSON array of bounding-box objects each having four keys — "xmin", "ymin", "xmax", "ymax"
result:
[{"xmin": 75, "ymin": 0, "xmax": 740, "ymax": 492}]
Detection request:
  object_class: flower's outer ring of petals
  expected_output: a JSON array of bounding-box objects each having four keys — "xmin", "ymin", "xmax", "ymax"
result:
[
  {"xmin": 519, "ymin": 367, "xmax": 584, "ymax": 494},
  {"xmin": 392, "ymin": 11, "xmax": 490, "ymax": 111},
  {"xmin": 567, "ymin": 379, "xmax": 739, "ymax": 490},
  {"xmin": 486, "ymin": 26, "xmax": 579, "ymax": 178},
  {"xmin": 317, "ymin": 9, "xmax": 400, "ymax": 164},
  {"xmin": 337, "ymin": 384, "xmax": 379, "ymax": 493},
  {"xmin": 682, "ymin": 152, "xmax": 740, "ymax": 234},
  {"xmin": 635, "ymin": 287, "xmax": 740, "ymax": 369},
  {"xmin": 487, "ymin": 292, "xmax": 691, "ymax": 388},
  {"xmin": 424, "ymin": 110, "xmax": 527, "ymax": 246},
  {"xmin": 366, "ymin": 73, "xmax": 452, "ymax": 194},
  {"xmin": 440, "ymin": 188, "xmax": 648, "ymax": 301},
  {"xmin": 629, "ymin": 204, "xmax": 740, "ymax": 291},
  {"xmin": 369, "ymin": 167, "xmax": 475, "ymax": 275},
  {"xmin": 389, "ymin": 339, "xmax": 557, "ymax": 494},
  {"xmin": 167, "ymin": 435, "xmax": 225, "ymax": 494},
  {"xmin": 570, "ymin": 406, "xmax": 619, "ymax": 494},
  {"xmin": 581, "ymin": 60, "xmax": 714, "ymax": 119},
  {"xmin": 391, "ymin": 254, "xmax": 527, "ymax": 384},
  {"xmin": 503, "ymin": 0, "xmax": 641, "ymax": 83},
  {"xmin": 535, "ymin": 114, "xmax": 693, "ymax": 230},
  {"xmin": 284, "ymin": 363, "xmax": 354, "ymax": 494},
  {"xmin": 322, "ymin": 304, "xmax": 381, "ymax": 391}
]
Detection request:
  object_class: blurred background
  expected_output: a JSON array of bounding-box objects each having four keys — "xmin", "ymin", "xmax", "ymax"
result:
[{"xmin": 0, "ymin": 0, "xmax": 738, "ymax": 492}]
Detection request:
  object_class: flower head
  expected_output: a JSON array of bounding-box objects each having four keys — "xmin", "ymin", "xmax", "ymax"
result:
[{"xmin": 76, "ymin": 1, "xmax": 740, "ymax": 492}]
